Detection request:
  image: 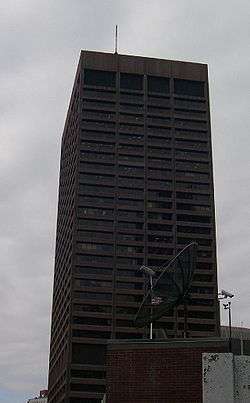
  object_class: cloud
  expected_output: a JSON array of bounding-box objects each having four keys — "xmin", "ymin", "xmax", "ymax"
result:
[{"xmin": 0, "ymin": 1, "xmax": 250, "ymax": 402}]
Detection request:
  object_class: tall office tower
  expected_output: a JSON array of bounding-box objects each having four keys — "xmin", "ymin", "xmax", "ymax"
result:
[{"xmin": 48, "ymin": 51, "xmax": 220, "ymax": 403}]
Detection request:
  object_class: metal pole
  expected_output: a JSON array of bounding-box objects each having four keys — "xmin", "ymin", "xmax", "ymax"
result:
[
  {"xmin": 149, "ymin": 275, "xmax": 153, "ymax": 340},
  {"xmin": 115, "ymin": 25, "xmax": 118, "ymax": 54},
  {"xmin": 183, "ymin": 300, "xmax": 188, "ymax": 338},
  {"xmin": 240, "ymin": 321, "xmax": 244, "ymax": 355},
  {"xmin": 228, "ymin": 301, "xmax": 232, "ymax": 353}
]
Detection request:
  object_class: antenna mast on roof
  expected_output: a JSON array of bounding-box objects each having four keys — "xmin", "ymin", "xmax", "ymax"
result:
[{"xmin": 114, "ymin": 25, "xmax": 118, "ymax": 54}]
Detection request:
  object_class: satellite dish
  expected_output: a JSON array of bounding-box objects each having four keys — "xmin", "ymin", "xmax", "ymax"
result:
[{"xmin": 134, "ymin": 242, "xmax": 198, "ymax": 328}]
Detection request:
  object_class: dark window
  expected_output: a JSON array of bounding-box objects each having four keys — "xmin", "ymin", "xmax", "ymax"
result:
[
  {"xmin": 117, "ymin": 245, "xmax": 143, "ymax": 254},
  {"xmin": 76, "ymin": 278, "xmax": 112, "ymax": 288},
  {"xmin": 73, "ymin": 330, "xmax": 111, "ymax": 339},
  {"xmin": 148, "ymin": 234, "xmax": 173, "ymax": 243},
  {"xmin": 77, "ymin": 230, "xmax": 113, "ymax": 242},
  {"xmin": 117, "ymin": 198, "xmax": 144, "ymax": 208},
  {"xmin": 148, "ymin": 190, "xmax": 172, "ymax": 199},
  {"xmin": 191, "ymin": 286, "xmax": 214, "ymax": 294},
  {"xmin": 116, "ymin": 294, "xmax": 143, "ymax": 303},
  {"xmin": 77, "ymin": 242, "xmax": 113, "ymax": 253},
  {"xmin": 177, "ymin": 225, "xmax": 211, "ymax": 235},
  {"xmin": 190, "ymin": 298, "xmax": 214, "ymax": 306},
  {"xmin": 116, "ymin": 281, "xmax": 143, "ymax": 290},
  {"xmin": 117, "ymin": 221, "xmax": 144, "ymax": 230},
  {"xmin": 148, "ymin": 258, "xmax": 169, "ymax": 266},
  {"xmin": 116, "ymin": 319, "xmax": 136, "ymax": 327},
  {"xmin": 117, "ymin": 269, "xmax": 143, "ymax": 278},
  {"xmin": 174, "ymin": 79, "xmax": 205, "ymax": 97},
  {"xmin": 188, "ymin": 311, "xmax": 214, "ymax": 319},
  {"xmin": 120, "ymin": 73, "xmax": 143, "ymax": 90},
  {"xmin": 70, "ymin": 383, "xmax": 105, "ymax": 393},
  {"xmin": 73, "ymin": 303, "xmax": 112, "ymax": 313},
  {"xmin": 74, "ymin": 291, "xmax": 112, "ymax": 301},
  {"xmin": 148, "ymin": 76, "xmax": 170, "ymax": 93},
  {"xmin": 71, "ymin": 369, "xmax": 105, "ymax": 379},
  {"xmin": 193, "ymin": 273, "xmax": 213, "ymax": 282},
  {"xmin": 72, "ymin": 344, "xmax": 106, "ymax": 364},
  {"xmin": 74, "ymin": 267, "xmax": 113, "ymax": 276},
  {"xmin": 78, "ymin": 195, "xmax": 114, "ymax": 206},
  {"xmin": 72, "ymin": 316, "xmax": 111, "ymax": 326},
  {"xmin": 177, "ymin": 214, "xmax": 211, "ymax": 223},
  {"xmin": 188, "ymin": 323, "xmax": 215, "ymax": 331},
  {"xmin": 84, "ymin": 69, "xmax": 116, "ymax": 87},
  {"xmin": 148, "ymin": 212, "xmax": 172, "ymax": 220},
  {"xmin": 70, "ymin": 399, "xmax": 100, "ymax": 403},
  {"xmin": 116, "ymin": 332, "xmax": 143, "ymax": 339},
  {"xmin": 116, "ymin": 306, "xmax": 139, "ymax": 315},
  {"xmin": 117, "ymin": 233, "xmax": 144, "ymax": 242},
  {"xmin": 148, "ymin": 223, "xmax": 172, "ymax": 232},
  {"xmin": 148, "ymin": 247, "xmax": 173, "ymax": 255},
  {"xmin": 116, "ymin": 257, "xmax": 143, "ymax": 266}
]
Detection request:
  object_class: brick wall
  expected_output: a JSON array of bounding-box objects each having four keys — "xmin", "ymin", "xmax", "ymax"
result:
[{"xmin": 106, "ymin": 339, "xmax": 228, "ymax": 403}]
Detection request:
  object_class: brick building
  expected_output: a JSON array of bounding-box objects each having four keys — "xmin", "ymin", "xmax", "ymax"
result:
[{"xmin": 106, "ymin": 339, "xmax": 228, "ymax": 403}]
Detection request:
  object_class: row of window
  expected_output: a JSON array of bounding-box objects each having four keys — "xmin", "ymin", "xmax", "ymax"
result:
[
  {"xmin": 84, "ymin": 69, "xmax": 205, "ymax": 97},
  {"xmin": 82, "ymin": 100, "xmax": 207, "ymax": 119},
  {"xmin": 77, "ymin": 231, "xmax": 212, "ymax": 246},
  {"xmin": 78, "ymin": 193, "xmax": 210, "ymax": 207}
]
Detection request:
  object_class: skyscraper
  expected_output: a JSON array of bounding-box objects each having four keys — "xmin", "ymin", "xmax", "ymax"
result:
[{"xmin": 48, "ymin": 51, "xmax": 220, "ymax": 403}]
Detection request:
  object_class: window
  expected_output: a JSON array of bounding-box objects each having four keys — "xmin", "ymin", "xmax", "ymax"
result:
[
  {"xmin": 116, "ymin": 294, "xmax": 143, "ymax": 303},
  {"xmin": 117, "ymin": 269, "xmax": 143, "ymax": 278},
  {"xmin": 191, "ymin": 286, "xmax": 214, "ymax": 294},
  {"xmin": 76, "ymin": 278, "xmax": 112, "ymax": 288},
  {"xmin": 117, "ymin": 198, "xmax": 144, "ymax": 208},
  {"xmin": 73, "ymin": 303, "xmax": 112, "ymax": 313},
  {"xmin": 78, "ymin": 219, "xmax": 113, "ymax": 229},
  {"xmin": 148, "ymin": 76, "xmax": 170, "ymax": 94},
  {"xmin": 78, "ymin": 195, "xmax": 114, "ymax": 206},
  {"xmin": 116, "ymin": 306, "xmax": 138, "ymax": 315},
  {"xmin": 177, "ymin": 225, "xmax": 211, "ymax": 235},
  {"xmin": 148, "ymin": 212, "xmax": 172, "ymax": 220},
  {"xmin": 74, "ymin": 267, "xmax": 113, "ymax": 276},
  {"xmin": 70, "ymin": 383, "xmax": 106, "ymax": 393},
  {"xmin": 71, "ymin": 369, "xmax": 105, "ymax": 379},
  {"xmin": 177, "ymin": 214, "xmax": 211, "ymax": 223},
  {"xmin": 76, "ymin": 254, "xmax": 113, "ymax": 264},
  {"xmin": 117, "ymin": 210, "xmax": 144, "ymax": 220},
  {"xmin": 116, "ymin": 257, "xmax": 143, "ymax": 267},
  {"xmin": 148, "ymin": 201, "xmax": 172, "ymax": 209},
  {"xmin": 70, "ymin": 399, "xmax": 100, "ymax": 403},
  {"xmin": 74, "ymin": 291, "xmax": 112, "ymax": 301},
  {"xmin": 116, "ymin": 281, "xmax": 143, "ymax": 290},
  {"xmin": 117, "ymin": 233, "xmax": 144, "ymax": 242},
  {"xmin": 120, "ymin": 73, "xmax": 143, "ymax": 90},
  {"xmin": 148, "ymin": 234, "xmax": 173, "ymax": 243},
  {"xmin": 78, "ymin": 207, "xmax": 113, "ymax": 217},
  {"xmin": 174, "ymin": 79, "xmax": 205, "ymax": 97},
  {"xmin": 84, "ymin": 69, "xmax": 116, "ymax": 87},
  {"xmin": 72, "ymin": 344, "xmax": 106, "ymax": 364},
  {"xmin": 77, "ymin": 242, "xmax": 113, "ymax": 252},
  {"xmin": 72, "ymin": 316, "xmax": 111, "ymax": 326},
  {"xmin": 190, "ymin": 298, "xmax": 214, "ymax": 306},
  {"xmin": 117, "ymin": 245, "xmax": 143, "ymax": 254},
  {"xmin": 148, "ymin": 223, "xmax": 172, "ymax": 232},
  {"xmin": 116, "ymin": 332, "xmax": 143, "ymax": 339},
  {"xmin": 176, "ymin": 192, "xmax": 210, "ymax": 202}
]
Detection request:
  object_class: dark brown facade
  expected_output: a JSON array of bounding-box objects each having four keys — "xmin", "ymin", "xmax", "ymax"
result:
[{"xmin": 48, "ymin": 51, "xmax": 220, "ymax": 403}]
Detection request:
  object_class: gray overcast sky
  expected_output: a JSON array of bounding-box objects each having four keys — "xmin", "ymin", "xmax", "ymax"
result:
[{"xmin": 0, "ymin": 1, "xmax": 249, "ymax": 402}]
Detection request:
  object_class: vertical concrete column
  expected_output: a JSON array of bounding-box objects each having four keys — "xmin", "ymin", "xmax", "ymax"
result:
[
  {"xmin": 234, "ymin": 356, "xmax": 250, "ymax": 402},
  {"xmin": 202, "ymin": 353, "xmax": 234, "ymax": 403}
]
